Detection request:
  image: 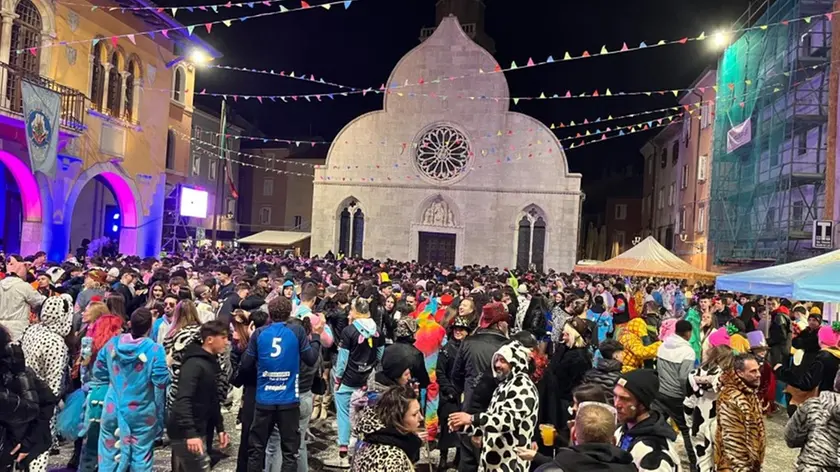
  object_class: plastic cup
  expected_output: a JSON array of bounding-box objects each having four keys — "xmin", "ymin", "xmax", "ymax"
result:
[{"xmin": 540, "ymin": 424, "xmax": 556, "ymax": 446}]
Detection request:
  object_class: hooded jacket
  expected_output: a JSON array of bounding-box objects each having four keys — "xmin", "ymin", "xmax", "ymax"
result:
[
  {"xmin": 0, "ymin": 275, "xmax": 46, "ymax": 341},
  {"xmin": 583, "ymin": 358, "xmax": 623, "ymax": 397},
  {"xmin": 336, "ymin": 318, "xmax": 384, "ymax": 389},
  {"xmin": 656, "ymin": 334, "xmax": 696, "ymax": 399},
  {"xmin": 383, "ymin": 341, "xmax": 430, "ymax": 389},
  {"xmin": 768, "ymin": 306, "xmax": 792, "ymax": 366},
  {"xmin": 168, "ymin": 343, "xmax": 224, "ymax": 440},
  {"xmin": 350, "ymin": 405, "xmax": 421, "ymax": 472},
  {"xmin": 20, "ymin": 296, "xmax": 72, "ymax": 397},
  {"xmin": 467, "ymin": 341, "xmax": 539, "ymax": 472},
  {"xmin": 534, "ymin": 443, "xmax": 637, "ymax": 472},
  {"xmin": 785, "ymin": 390, "xmax": 840, "ymax": 471},
  {"xmin": 713, "ymin": 369, "xmax": 766, "ymax": 472},
  {"xmin": 615, "ymin": 409, "xmax": 680, "ymax": 472},
  {"xmin": 451, "ymin": 327, "xmax": 508, "ymax": 414},
  {"xmin": 619, "ymin": 318, "xmax": 661, "ymax": 373}
]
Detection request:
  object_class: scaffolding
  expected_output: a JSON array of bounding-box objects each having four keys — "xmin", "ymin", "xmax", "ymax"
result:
[{"xmin": 709, "ymin": 0, "xmax": 833, "ymax": 265}]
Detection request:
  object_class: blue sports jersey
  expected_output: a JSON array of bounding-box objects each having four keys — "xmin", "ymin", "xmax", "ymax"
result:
[{"xmin": 250, "ymin": 322, "xmax": 306, "ymax": 406}]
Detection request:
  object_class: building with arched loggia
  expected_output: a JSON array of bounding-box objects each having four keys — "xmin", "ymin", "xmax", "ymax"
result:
[
  {"xmin": 0, "ymin": 0, "xmax": 217, "ymax": 260},
  {"xmin": 310, "ymin": 14, "xmax": 583, "ymax": 271}
]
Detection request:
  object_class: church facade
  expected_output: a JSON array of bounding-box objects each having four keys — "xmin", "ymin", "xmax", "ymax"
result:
[{"xmin": 310, "ymin": 16, "xmax": 582, "ymax": 272}]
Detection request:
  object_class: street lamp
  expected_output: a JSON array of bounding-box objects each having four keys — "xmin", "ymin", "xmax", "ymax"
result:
[
  {"xmin": 632, "ymin": 236, "xmax": 642, "ymax": 246},
  {"xmin": 189, "ymin": 48, "xmax": 211, "ymax": 66},
  {"xmin": 711, "ymin": 29, "xmax": 731, "ymax": 50}
]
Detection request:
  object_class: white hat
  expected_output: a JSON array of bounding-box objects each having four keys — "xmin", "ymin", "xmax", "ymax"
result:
[
  {"xmin": 518, "ymin": 283, "xmax": 529, "ymax": 294},
  {"xmin": 45, "ymin": 267, "xmax": 65, "ymax": 284},
  {"xmin": 107, "ymin": 267, "xmax": 120, "ymax": 279}
]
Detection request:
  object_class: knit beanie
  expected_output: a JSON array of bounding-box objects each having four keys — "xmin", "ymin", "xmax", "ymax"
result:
[
  {"xmin": 818, "ymin": 324, "xmax": 840, "ymax": 348},
  {"xmin": 617, "ymin": 369, "xmax": 659, "ymax": 409}
]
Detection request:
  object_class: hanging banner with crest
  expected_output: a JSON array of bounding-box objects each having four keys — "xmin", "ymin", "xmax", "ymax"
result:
[{"xmin": 22, "ymin": 80, "xmax": 61, "ymax": 179}]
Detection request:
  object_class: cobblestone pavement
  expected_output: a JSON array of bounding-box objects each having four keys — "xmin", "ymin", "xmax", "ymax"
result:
[{"xmin": 48, "ymin": 408, "xmax": 796, "ymax": 471}]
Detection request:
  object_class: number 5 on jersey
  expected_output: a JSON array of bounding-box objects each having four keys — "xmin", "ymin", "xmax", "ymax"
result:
[{"xmin": 271, "ymin": 337, "xmax": 282, "ymax": 357}]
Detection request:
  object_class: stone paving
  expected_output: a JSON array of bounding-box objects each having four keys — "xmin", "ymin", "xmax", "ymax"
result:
[{"xmin": 48, "ymin": 408, "xmax": 797, "ymax": 471}]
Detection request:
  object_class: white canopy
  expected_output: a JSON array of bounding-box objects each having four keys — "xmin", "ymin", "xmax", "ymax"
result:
[{"xmin": 237, "ymin": 231, "xmax": 310, "ymax": 246}]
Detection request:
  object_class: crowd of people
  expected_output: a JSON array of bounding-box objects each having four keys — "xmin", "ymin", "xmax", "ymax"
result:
[{"xmin": 0, "ymin": 247, "xmax": 838, "ymax": 472}]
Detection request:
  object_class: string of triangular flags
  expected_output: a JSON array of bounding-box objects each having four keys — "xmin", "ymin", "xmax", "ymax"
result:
[
  {"xmin": 187, "ymin": 59, "xmax": 826, "ymax": 105},
  {"xmin": 192, "ymin": 9, "xmax": 837, "ymax": 100},
  {"xmin": 192, "ymin": 103, "xmax": 696, "ymax": 147},
  {"xmin": 15, "ymin": 0, "xmax": 355, "ymax": 54},
  {"xmin": 172, "ymin": 112, "xmax": 687, "ymax": 172},
  {"xmin": 181, "ymin": 116, "xmax": 681, "ymax": 182},
  {"xmin": 58, "ymin": 0, "xmax": 346, "ymax": 15},
  {"xmin": 205, "ymin": 64, "xmax": 357, "ymax": 91}
]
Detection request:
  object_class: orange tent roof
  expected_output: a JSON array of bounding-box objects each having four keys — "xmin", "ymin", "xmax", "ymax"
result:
[{"xmin": 574, "ymin": 236, "xmax": 717, "ymax": 281}]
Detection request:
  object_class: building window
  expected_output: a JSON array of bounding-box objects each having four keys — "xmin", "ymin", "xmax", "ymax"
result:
[
  {"xmin": 515, "ymin": 205, "xmax": 547, "ymax": 272},
  {"xmin": 262, "ymin": 178, "xmax": 273, "ymax": 196},
  {"xmin": 259, "ymin": 206, "xmax": 271, "ymax": 225},
  {"xmin": 792, "ymin": 200, "xmax": 804, "ymax": 228},
  {"xmin": 10, "ymin": 0, "xmax": 41, "ymax": 75},
  {"xmin": 765, "ymin": 207, "xmax": 776, "ymax": 232},
  {"xmin": 165, "ymin": 130, "xmax": 175, "ymax": 170},
  {"xmin": 124, "ymin": 59, "xmax": 138, "ymax": 122},
  {"xmin": 293, "ymin": 215, "xmax": 302, "ymax": 228},
  {"xmin": 614, "ymin": 204, "xmax": 627, "ymax": 221},
  {"xmin": 660, "ymin": 148, "xmax": 667, "ymax": 169},
  {"xmin": 671, "ymin": 140, "xmax": 679, "ymax": 165},
  {"xmin": 658, "ymin": 187, "xmax": 664, "ymax": 210},
  {"xmin": 701, "ymin": 101, "xmax": 714, "ymax": 129},
  {"xmin": 106, "ymin": 51, "xmax": 121, "ymax": 117},
  {"xmin": 338, "ymin": 200, "xmax": 364, "ymax": 257},
  {"xmin": 697, "ymin": 155, "xmax": 708, "ymax": 181},
  {"xmin": 697, "ymin": 205, "xmax": 706, "ymax": 233},
  {"xmin": 90, "ymin": 42, "xmax": 106, "ymax": 110},
  {"xmin": 679, "ymin": 207, "xmax": 686, "ymax": 232},
  {"xmin": 668, "ymin": 183, "xmax": 675, "ymax": 207},
  {"xmin": 797, "ymin": 130, "xmax": 808, "ymax": 155},
  {"xmin": 680, "ymin": 164, "xmax": 688, "ymax": 189},
  {"xmin": 172, "ymin": 66, "xmax": 185, "ymax": 103},
  {"xmin": 191, "ymin": 152, "xmax": 201, "ymax": 175},
  {"xmin": 208, "ymin": 159, "xmax": 217, "ymax": 180},
  {"xmin": 225, "ymin": 198, "xmax": 235, "ymax": 217}
]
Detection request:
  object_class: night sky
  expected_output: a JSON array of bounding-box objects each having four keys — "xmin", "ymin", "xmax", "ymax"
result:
[{"xmin": 163, "ymin": 0, "xmax": 753, "ymax": 181}]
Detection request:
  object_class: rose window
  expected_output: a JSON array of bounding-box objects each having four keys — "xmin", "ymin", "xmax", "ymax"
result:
[{"xmin": 415, "ymin": 125, "xmax": 471, "ymax": 182}]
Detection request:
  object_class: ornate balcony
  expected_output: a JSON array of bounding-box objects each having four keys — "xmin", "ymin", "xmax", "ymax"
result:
[{"xmin": 0, "ymin": 61, "xmax": 86, "ymax": 133}]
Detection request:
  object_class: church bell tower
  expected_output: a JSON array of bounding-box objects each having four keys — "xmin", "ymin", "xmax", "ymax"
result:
[{"xmin": 419, "ymin": 0, "xmax": 495, "ymax": 53}]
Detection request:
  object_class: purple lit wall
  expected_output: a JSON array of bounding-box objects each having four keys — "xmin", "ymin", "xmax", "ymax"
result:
[{"xmin": 0, "ymin": 150, "xmax": 41, "ymax": 222}]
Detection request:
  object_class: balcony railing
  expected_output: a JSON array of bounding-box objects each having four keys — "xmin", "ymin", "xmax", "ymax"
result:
[{"xmin": 0, "ymin": 61, "xmax": 86, "ymax": 133}]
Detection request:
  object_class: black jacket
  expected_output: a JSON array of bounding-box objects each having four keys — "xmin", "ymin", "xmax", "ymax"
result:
[
  {"xmin": 541, "ymin": 345, "xmax": 592, "ymax": 431},
  {"xmin": 436, "ymin": 338, "xmax": 462, "ymax": 404},
  {"xmin": 583, "ymin": 358, "xmax": 623, "ymax": 397},
  {"xmin": 451, "ymin": 328, "xmax": 507, "ymax": 414},
  {"xmin": 0, "ymin": 362, "xmax": 57, "ymax": 469},
  {"xmin": 384, "ymin": 341, "xmax": 430, "ymax": 389},
  {"xmin": 779, "ymin": 348, "xmax": 840, "ymax": 393},
  {"xmin": 534, "ymin": 443, "xmax": 636, "ymax": 472},
  {"xmin": 168, "ymin": 343, "xmax": 225, "ymax": 440},
  {"xmin": 521, "ymin": 296, "xmax": 549, "ymax": 340}
]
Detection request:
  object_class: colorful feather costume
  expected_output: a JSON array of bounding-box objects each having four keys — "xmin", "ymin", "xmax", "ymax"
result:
[{"xmin": 411, "ymin": 297, "xmax": 447, "ymax": 440}]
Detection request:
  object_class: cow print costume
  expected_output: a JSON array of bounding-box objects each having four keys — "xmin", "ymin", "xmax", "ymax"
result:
[
  {"xmin": 683, "ymin": 364, "xmax": 724, "ymax": 472},
  {"xmin": 465, "ymin": 341, "xmax": 538, "ymax": 472}
]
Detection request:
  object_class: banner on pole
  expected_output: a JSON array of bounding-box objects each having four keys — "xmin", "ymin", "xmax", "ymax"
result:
[
  {"xmin": 22, "ymin": 80, "xmax": 61, "ymax": 179},
  {"xmin": 726, "ymin": 118, "xmax": 752, "ymax": 153}
]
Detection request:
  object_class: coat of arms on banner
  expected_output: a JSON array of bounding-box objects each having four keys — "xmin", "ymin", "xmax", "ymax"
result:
[
  {"xmin": 22, "ymin": 81, "xmax": 61, "ymax": 179},
  {"xmin": 65, "ymin": 46, "xmax": 76, "ymax": 65},
  {"xmin": 27, "ymin": 109, "xmax": 52, "ymax": 147},
  {"xmin": 67, "ymin": 11, "xmax": 79, "ymax": 32}
]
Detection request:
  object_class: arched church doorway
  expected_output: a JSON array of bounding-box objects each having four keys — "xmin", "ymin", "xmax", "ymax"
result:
[
  {"xmin": 67, "ymin": 170, "xmax": 139, "ymax": 258},
  {"xmin": 0, "ymin": 151, "xmax": 42, "ymax": 255}
]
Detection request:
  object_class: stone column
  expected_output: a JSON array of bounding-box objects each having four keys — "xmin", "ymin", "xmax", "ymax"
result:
[
  {"xmin": 118, "ymin": 70, "xmax": 128, "ymax": 119},
  {"xmin": 0, "ymin": 12, "xmax": 16, "ymax": 109},
  {"xmin": 100, "ymin": 62, "xmax": 112, "ymax": 112}
]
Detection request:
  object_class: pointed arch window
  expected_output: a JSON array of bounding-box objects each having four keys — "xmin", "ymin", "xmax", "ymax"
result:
[
  {"xmin": 338, "ymin": 200, "xmax": 364, "ymax": 257},
  {"xmin": 124, "ymin": 59, "xmax": 138, "ymax": 121},
  {"xmin": 106, "ymin": 52, "xmax": 121, "ymax": 116},
  {"xmin": 172, "ymin": 66, "xmax": 185, "ymax": 103},
  {"xmin": 515, "ymin": 206, "xmax": 546, "ymax": 272},
  {"xmin": 90, "ymin": 42, "xmax": 106, "ymax": 110}
]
